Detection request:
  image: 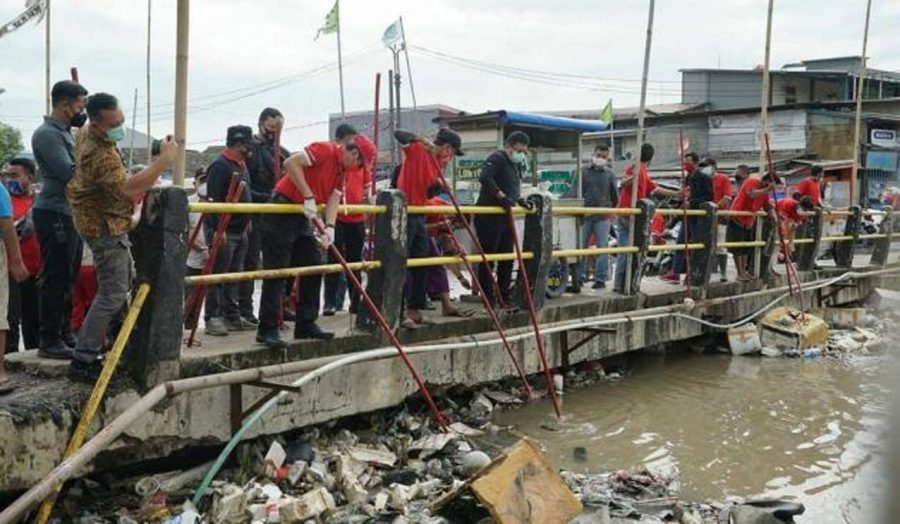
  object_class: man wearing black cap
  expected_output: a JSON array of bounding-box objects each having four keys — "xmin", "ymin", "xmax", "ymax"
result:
[
  {"xmin": 394, "ymin": 127, "xmax": 464, "ymax": 328},
  {"xmin": 203, "ymin": 125, "xmax": 254, "ymax": 336}
]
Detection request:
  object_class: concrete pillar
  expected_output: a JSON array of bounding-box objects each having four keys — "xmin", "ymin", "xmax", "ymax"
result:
[
  {"xmin": 795, "ymin": 208, "xmax": 824, "ymax": 271},
  {"xmin": 127, "ymin": 187, "xmax": 186, "ymax": 390},
  {"xmin": 513, "ymin": 193, "xmax": 553, "ymax": 312},
  {"xmin": 756, "ymin": 214, "xmax": 779, "ymax": 286},
  {"xmin": 686, "ymin": 202, "xmax": 718, "ymax": 292},
  {"xmin": 626, "ymin": 199, "xmax": 656, "ymax": 295},
  {"xmin": 870, "ymin": 208, "xmax": 894, "ymax": 267},
  {"xmin": 357, "ymin": 190, "xmax": 407, "ymax": 336},
  {"xmin": 833, "ymin": 206, "xmax": 861, "ymax": 268}
]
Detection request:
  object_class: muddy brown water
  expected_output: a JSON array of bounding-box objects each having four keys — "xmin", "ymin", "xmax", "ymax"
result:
[{"xmin": 494, "ymin": 350, "xmax": 891, "ymax": 523}]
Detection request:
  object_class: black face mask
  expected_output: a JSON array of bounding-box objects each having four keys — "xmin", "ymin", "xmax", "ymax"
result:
[
  {"xmin": 70, "ymin": 111, "xmax": 88, "ymax": 128},
  {"xmin": 263, "ymin": 131, "xmax": 275, "ymax": 143}
]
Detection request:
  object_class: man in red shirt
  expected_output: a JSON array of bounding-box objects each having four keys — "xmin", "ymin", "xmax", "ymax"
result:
[
  {"xmin": 793, "ymin": 165, "xmax": 824, "ymax": 207},
  {"xmin": 726, "ymin": 171, "xmax": 780, "ymax": 281},
  {"xmin": 712, "ymin": 161, "xmax": 735, "ymax": 282},
  {"xmin": 612, "ymin": 143, "xmax": 683, "ymax": 293},
  {"xmin": 256, "ymin": 140, "xmax": 362, "ymax": 348},
  {"xmin": 323, "ymin": 135, "xmax": 374, "ymax": 316},
  {"xmin": 395, "ymin": 128, "xmax": 463, "ymax": 328},
  {"xmin": 776, "ymin": 196, "xmax": 814, "ymax": 256},
  {"xmin": 2, "ymin": 158, "xmax": 41, "ymax": 352}
]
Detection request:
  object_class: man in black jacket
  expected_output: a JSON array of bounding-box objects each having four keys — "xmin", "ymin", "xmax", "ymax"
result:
[
  {"xmin": 578, "ymin": 144, "xmax": 618, "ymax": 289},
  {"xmin": 204, "ymin": 125, "xmax": 254, "ymax": 336},
  {"xmin": 474, "ymin": 131, "xmax": 530, "ymax": 306},
  {"xmin": 664, "ymin": 158, "xmax": 715, "ymax": 284},
  {"xmin": 240, "ymin": 108, "xmax": 290, "ymax": 325}
]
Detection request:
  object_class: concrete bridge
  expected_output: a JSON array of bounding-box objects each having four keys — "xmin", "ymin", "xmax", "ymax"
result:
[{"xmin": 1, "ymin": 187, "xmax": 897, "ymax": 503}]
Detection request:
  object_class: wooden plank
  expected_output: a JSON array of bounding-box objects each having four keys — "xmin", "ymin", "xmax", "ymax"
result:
[{"xmin": 470, "ymin": 439, "xmax": 582, "ymax": 524}]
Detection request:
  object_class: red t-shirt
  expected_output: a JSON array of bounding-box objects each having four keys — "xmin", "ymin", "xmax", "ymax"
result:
[
  {"xmin": 794, "ymin": 177, "xmax": 822, "ymax": 207},
  {"xmin": 712, "ymin": 172, "xmax": 734, "ymax": 207},
  {"xmin": 617, "ymin": 163, "xmax": 657, "ymax": 209},
  {"xmin": 337, "ymin": 165, "xmax": 372, "ymax": 224},
  {"xmin": 731, "ymin": 177, "xmax": 770, "ymax": 227},
  {"xmin": 776, "ymin": 198, "xmax": 806, "ymax": 224},
  {"xmin": 397, "ymin": 141, "xmax": 443, "ymax": 206},
  {"xmin": 12, "ymin": 194, "xmax": 41, "ymax": 276},
  {"xmin": 425, "ymin": 196, "xmax": 451, "ymax": 237},
  {"xmin": 274, "ymin": 142, "xmax": 344, "ymax": 204}
]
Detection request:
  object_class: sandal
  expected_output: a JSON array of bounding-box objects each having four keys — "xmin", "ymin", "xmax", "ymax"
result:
[
  {"xmin": 0, "ymin": 376, "xmax": 16, "ymax": 395},
  {"xmin": 444, "ymin": 308, "xmax": 476, "ymax": 318}
]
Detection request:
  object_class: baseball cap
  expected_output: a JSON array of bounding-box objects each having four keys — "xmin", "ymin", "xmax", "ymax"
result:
[
  {"xmin": 435, "ymin": 128, "xmax": 464, "ymax": 156},
  {"xmin": 226, "ymin": 125, "xmax": 254, "ymax": 146}
]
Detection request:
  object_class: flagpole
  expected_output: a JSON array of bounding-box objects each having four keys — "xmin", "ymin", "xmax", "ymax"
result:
[
  {"xmin": 44, "ymin": 0, "xmax": 50, "ymax": 114},
  {"xmin": 758, "ymin": 0, "xmax": 774, "ymax": 177},
  {"xmin": 128, "ymin": 88, "xmax": 138, "ymax": 170},
  {"xmin": 399, "ymin": 16, "xmax": 417, "ymax": 114},
  {"xmin": 624, "ymin": 0, "xmax": 655, "ymax": 296},
  {"xmin": 336, "ymin": 0, "xmax": 345, "ymax": 118},
  {"xmin": 609, "ymin": 100, "xmax": 615, "ymax": 164},
  {"xmin": 173, "ymin": 0, "xmax": 189, "ymax": 186},
  {"xmin": 850, "ymin": 0, "xmax": 873, "ymax": 207}
]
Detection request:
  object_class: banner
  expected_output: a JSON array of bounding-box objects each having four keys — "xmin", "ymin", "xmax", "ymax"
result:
[
  {"xmin": 0, "ymin": 0, "xmax": 46, "ymax": 42},
  {"xmin": 315, "ymin": 0, "xmax": 339, "ymax": 40}
]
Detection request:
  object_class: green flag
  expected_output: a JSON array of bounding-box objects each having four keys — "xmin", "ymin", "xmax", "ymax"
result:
[
  {"xmin": 315, "ymin": 0, "xmax": 339, "ymax": 40},
  {"xmin": 599, "ymin": 99, "xmax": 613, "ymax": 125}
]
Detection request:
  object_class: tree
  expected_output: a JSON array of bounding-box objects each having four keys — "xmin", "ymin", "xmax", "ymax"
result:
[{"xmin": 0, "ymin": 121, "xmax": 23, "ymax": 165}]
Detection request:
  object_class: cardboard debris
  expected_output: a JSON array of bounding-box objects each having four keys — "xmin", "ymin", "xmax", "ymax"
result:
[
  {"xmin": 759, "ymin": 307, "xmax": 828, "ymax": 351},
  {"xmin": 264, "ymin": 441, "xmax": 287, "ymax": 477},
  {"xmin": 470, "ymin": 439, "xmax": 582, "ymax": 524},
  {"xmin": 410, "ymin": 433, "xmax": 456, "ymax": 458},
  {"xmin": 279, "ymin": 487, "xmax": 336, "ymax": 521},
  {"xmin": 484, "ymin": 390, "xmax": 523, "ymax": 405},
  {"xmin": 346, "ymin": 445, "xmax": 398, "ymax": 467}
]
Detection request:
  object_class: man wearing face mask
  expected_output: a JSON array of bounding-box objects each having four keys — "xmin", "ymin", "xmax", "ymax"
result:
[
  {"xmin": 31, "ymin": 80, "xmax": 88, "ymax": 359},
  {"xmin": 241, "ymin": 108, "xmax": 290, "ymax": 327},
  {"xmin": 475, "ymin": 131, "xmax": 530, "ymax": 307},
  {"xmin": 578, "ymin": 144, "xmax": 617, "ymax": 290},
  {"xmin": 67, "ymin": 93, "xmax": 178, "ymax": 381},
  {"xmin": 203, "ymin": 125, "xmax": 255, "ymax": 337},
  {"xmin": 664, "ymin": 158, "xmax": 715, "ymax": 284}
]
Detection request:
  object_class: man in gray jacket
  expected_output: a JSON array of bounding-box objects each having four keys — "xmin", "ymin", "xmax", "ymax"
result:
[{"xmin": 579, "ymin": 144, "xmax": 617, "ymax": 289}]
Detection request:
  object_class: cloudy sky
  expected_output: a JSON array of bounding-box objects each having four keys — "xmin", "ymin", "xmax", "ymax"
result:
[{"xmin": 1, "ymin": 0, "xmax": 899, "ymax": 152}]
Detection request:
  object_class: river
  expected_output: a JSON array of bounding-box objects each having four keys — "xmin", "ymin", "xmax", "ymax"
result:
[{"xmin": 494, "ymin": 349, "xmax": 892, "ymax": 523}]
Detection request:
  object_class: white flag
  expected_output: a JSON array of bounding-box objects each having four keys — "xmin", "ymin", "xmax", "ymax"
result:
[
  {"xmin": 0, "ymin": 0, "xmax": 46, "ymax": 42},
  {"xmin": 381, "ymin": 18, "xmax": 403, "ymax": 48}
]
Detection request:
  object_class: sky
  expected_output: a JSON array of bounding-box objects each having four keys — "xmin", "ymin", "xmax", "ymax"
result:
[{"xmin": 1, "ymin": 0, "xmax": 899, "ymax": 152}]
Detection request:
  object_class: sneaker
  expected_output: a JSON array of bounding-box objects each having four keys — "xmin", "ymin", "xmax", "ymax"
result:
[
  {"xmin": 322, "ymin": 307, "xmax": 336, "ymax": 317},
  {"xmin": 295, "ymin": 322, "xmax": 335, "ymax": 340},
  {"xmin": 592, "ymin": 280, "xmax": 606, "ymax": 290},
  {"xmin": 61, "ymin": 331, "xmax": 78, "ymax": 348},
  {"xmin": 256, "ymin": 330, "xmax": 287, "ymax": 349},
  {"xmin": 241, "ymin": 314, "xmax": 260, "ymax": 326},
  {"xmin": 225, "ymin": 318, "xmax": 253, "ymax": 332},
  {"xmin": 38, "ymin": 341, "xmax": 74, "ymax": 360},
  {"xmin": 68, "ymin": 356, "xmax": 104, "ymax": 383},
  {"xmin": 205, "ymin": 317, "xmax": 230, "ymax": 337}
]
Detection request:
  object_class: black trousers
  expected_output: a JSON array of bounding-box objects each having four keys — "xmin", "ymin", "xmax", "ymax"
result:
[
  {"xmin": 324, "ymin": 221, "xmax": 365, "ymax": 311},
  {"xmin": 258, "ymin": 208, "xmax": 322, "ymax": 335},
  {"xmin": 405, "ymin": 215, "xmax": 429, "ymax": 310},
  {"xmin": 33, "ymin": 209, "xmax": 83, "ymax": 346},
  {"xmin": 7, "ymin": 276, "xmax": 39, "ymax": 352},
  {"xmin": 205, "ymin": 229, "xmax": 248, "ymax": 321},
  {"xmin": 474, "ymin": 215, "xmax": 513, "ymax": 306},
  {"xmin": 238, "ymin": 215, "xmax": 262, "ymax": 318}
]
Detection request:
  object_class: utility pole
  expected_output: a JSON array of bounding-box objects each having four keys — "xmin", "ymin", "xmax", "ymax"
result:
[
  {"xmin": 128, "ymin": 88, "xmax": 138, "ymax": 170},
  {"xmin": 758, "ymin": 0, "xmax": 774, "ymax": 176},
  {"xmin": 389, "ymin": 68, "xmax": 396, "ymax": 167},
  {"xmin": 399, "ymin": 17, "xmax": 417, "ymax": 113},
  {"xmin": 44, "ymin": 0, "xmax": 50, "ymax": 114},
  {"xmin": 146, "ymin": 0, "xmax": 152, "ymax": 163},
  {"xmin": 624, "ymin": 0, "xmax": 655, "ymax": 296},
  {"xmin": 173, "ymin": 0, "xmax": 189, "ymax": 186},
  {"xmin": 850, "ymin": 0, "xmax": 873, "ymax": 207},
  {"xmin": 393, "ymin": 47, "xmax": 402, "ymax": 131}
]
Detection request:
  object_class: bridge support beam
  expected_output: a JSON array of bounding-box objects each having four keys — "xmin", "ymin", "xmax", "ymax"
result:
[
  {"xmin": 834, "ymin": 206, "xmax": 862, "ymax": 268},
  {"xmin": 514, "ymin": 193, "xmax": 552, "ymax": 312},
  {"xmin": 357, "ymin": 190, "xmax": 407, "ymax": 338},
  {"xmin": 625, "ymin": 199, "xmax": 656, "ymax": 295},
  {"xmin": 127, "ymin": 187, "xmax": 187, "ymax": 390},
  {"xmin": 870, "ymin": 208, "xmax": 893, "ymax": 267},
  {"xmin": 756, "ymin": 215, "xmax": 779, "ymax": 286},
  {"xmin": 795, "ymin": 208, "xmax": 824, "ymax": 271}
]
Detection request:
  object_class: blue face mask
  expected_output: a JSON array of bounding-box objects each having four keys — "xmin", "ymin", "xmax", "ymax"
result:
[
  {"xmin": 511, "ymin": 151, "xmax": 528, "ymax": 164},
  {"xmin": 107, "ymin": 124, "xmax": 126, "ymax": 143},
  {"xmin": 4, "ymin": 179, "xmax": 25, "ymax": 196}
]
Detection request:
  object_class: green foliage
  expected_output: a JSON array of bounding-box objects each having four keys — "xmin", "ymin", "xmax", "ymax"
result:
[{"xmin": 0, "ymin": 121, "xmax": 24, "ymax": 165}]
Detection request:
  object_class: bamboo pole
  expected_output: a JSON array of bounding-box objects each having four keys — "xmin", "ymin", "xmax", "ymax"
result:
[
  {"xmin": 625, "ymin": 0, "xmax": 655, "ymax": 295},
  {"xmin": 173, "ymin": 0, "xmax": 189, "ymax": 186},
  {"xmin": 850, "ymin": 0, "xmax": 873, "ymax": 207},
  {"xmin": 757, "ymin": 0, "xmax": 774, "ymax": 175},
  {"xmin": 146, "ymin": 0, "xmax": 152, "ymax": 162},
  {"xmin": 44, "ymin": 0, "xmax": 50, "ymax": 114}
]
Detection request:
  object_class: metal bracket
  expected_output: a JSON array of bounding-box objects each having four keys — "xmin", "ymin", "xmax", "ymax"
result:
[
  {"xmin": 229, "ymin": 380, "xmax": 303, "ymax": 435},
  {"xmin": 560, "ymin": 326, "xmax": 615, "ymax": 367}
]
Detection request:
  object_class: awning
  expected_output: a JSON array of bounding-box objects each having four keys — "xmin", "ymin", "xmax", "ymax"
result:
[{"xmin": 496, "ymin": 111, "xmax": 609, "ymax": 132}]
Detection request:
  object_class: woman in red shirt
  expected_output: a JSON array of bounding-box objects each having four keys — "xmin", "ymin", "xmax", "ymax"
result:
[{"xmin": 2, "ymin": 158, "xmax": 41, "ymax": 352}]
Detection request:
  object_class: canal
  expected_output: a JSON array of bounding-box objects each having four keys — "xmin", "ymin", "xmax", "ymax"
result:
[{"xmin": 494, "ymin": 347, "xmax": 892, "ymax": 522}]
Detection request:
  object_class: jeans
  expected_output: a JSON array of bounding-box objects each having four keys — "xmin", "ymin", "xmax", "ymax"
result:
[
  {"xmin": 258, "ymin": 207, "xmax": 323, "ymax": 336},
  {"xmin": 672, "ymin": 217, "xmax": 701, "ymax": 274},
  {"xmin": 474, "ymin": 215, "xmax": 513, "ymax": 306},
  {"xmin": 205, "ymin": 229, "xmax": 248, "ymax": 321},
  {"xmin": 405, "ymin": 215, "xmax": 430, "ymax": 310},
  {"xmin": 7, "ymin": 276, "xmax": 39, "ymax": 352},
  {"xmin": 613, "ymin": 219, "xmax": 631, "ymax": 292},
  {"xmin": 238, "ymin": 215, "xmax": 262, "ymax": 318},
  {"xmin": 578, "ymin": 217, "xmax": 611, "ymax": 281},
  {"xmin": 324, "ymin": 221, "xmax": 365, "ymax": 311},
  {"xmin": 33, "ymin": 209, "xmax": 83, "ymax": 347},
  {"xmin": 74, "ymin": 233, "xmax": 133, "ymax": 362}
]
